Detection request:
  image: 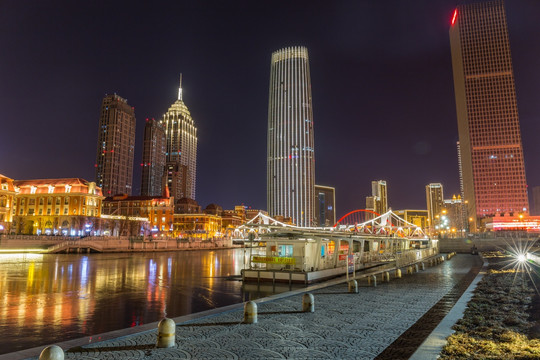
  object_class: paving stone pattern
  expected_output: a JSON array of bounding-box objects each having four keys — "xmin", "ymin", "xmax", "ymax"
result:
[{"xmin": 44, "ymin": 255, "xmax": 479, "ymax": 359}]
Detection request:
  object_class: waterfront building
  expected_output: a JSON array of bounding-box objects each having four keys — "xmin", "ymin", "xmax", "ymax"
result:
[
  {"xmin": 0, "ymin": 174, "xmax": 17, "ymax": 233},
  {"xmin": 314, "ymin": 185, "xmax": 336, "ymax": 227},
  {"xmin": 102, "ymin": 194, "xmax": 174, "ymax": 236},
  {"xmin": 95, "ymin": 94, "xmax": 136, "ymax": 196},
  {"xmin": 175, "ymin": 197, "xmax": 202, "ymax": 214},
  {"xmin": 173, "ymin": 213, "xmax": 222, "ymax": 239},
  {"xmin": 450, "ymin": 0, "xmax": 529, "ymax": 231},
  {"xmin": 163, "ymin": 75, "xmax": 197, "ymax": 201},
  {"xmin": 366, "ymin": 180, "xmax": 388, "ymax": 217},
  {"xmin": 267, "ymin": 46, "xmax": 315, "ymax": 227},
  {"xmin": 426, "ymin": 183, "xmax": 444, "ymax": 233},
  {"xmin": 141, "ymin": 118, "xmax": 166, "ymax": 197},
  {"xmin": 12, "ymin": 178, "xmax": 103, "ymax": 235},
  {"xmin": 394, "ymin": 209, "xmax": 428, "ymax": 230}
]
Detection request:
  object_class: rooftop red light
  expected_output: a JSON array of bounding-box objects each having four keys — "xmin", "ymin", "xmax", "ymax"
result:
[{"xmin": 451, "ymin": 9, "xmax": 458, "ymax": 25}]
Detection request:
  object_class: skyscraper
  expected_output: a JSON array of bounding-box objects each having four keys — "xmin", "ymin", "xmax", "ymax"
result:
[
  {"xmin": 140, "ymin": 118, "xmax": 166, "ymax": 197},
  {"xmin": 365, "ymin": 180, "xmax": 388, "ymax": 216},
  {"xmin": 450, "ymin": 0, "xmax": 529, "ymax": 231},
  {"xmin": 314, "ymin": 185, "xmax": 336, "ymax": 227},
  {"xmin": 267, "ymin": 46, "xmax": 315, "ymax": 227},
  {"xmin": 95, "ymin": 94, "xmax": 136, "ymax": 196},
  {"xmin": 426, "ymin": 183, "xmax": 444, "ymax": 232},
  {"xmin": 163, "ymin": 75, "xmax": 197, "ymax": 201}
]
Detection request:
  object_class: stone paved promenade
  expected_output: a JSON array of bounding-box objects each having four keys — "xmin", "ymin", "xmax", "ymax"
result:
[{"xmin": 25, "ymin": 254, "xmax": 482, "ymax": 360}]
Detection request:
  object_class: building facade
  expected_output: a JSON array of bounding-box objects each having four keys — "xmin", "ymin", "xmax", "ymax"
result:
[
  {"xmin": 426, "ymin": 183, "xmax": 444, "ymax": 233},
  {"xmin": 163, "ymin": 76, "xmax": 197, "ymax": 201},
  {"xmin": 12, "ymin": 178, "xmax": 103, "ymax": 235},
  {"xmin": 267, "ymin": 46, "xmax": 316, "ymax": 227},
  {"xmin": 0, "ymin": 174, "xmax": 17, "ymax": 233},
  {"xmin": 394, "ymin": 209, "xmax": 428, "ymax": 230},
  {"xmin": 102, "ymin": 195, "xmax": 174, "ymax": 236},
  {"xmin": 450, "ymin": 1, "xmax": 529, "ymax": 231},
  {"xmin": 366, "ymin": 180, "xmax": 388, "ymax": 217},
  {"xmin": 141, "ymin": 118, "xmax": 166, "ymax": 197},
  {"xmin": 95, "ymin": 94, "xmax": 136, "ymax": 196},
  {"xmin": 314, "ymin": 185, "xmax": 336, "ymax": 227}
]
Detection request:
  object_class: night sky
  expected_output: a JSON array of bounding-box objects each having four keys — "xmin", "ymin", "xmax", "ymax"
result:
[{"xmin": 1, "ymin": 1, "xmax": 539, "ymax": 218}]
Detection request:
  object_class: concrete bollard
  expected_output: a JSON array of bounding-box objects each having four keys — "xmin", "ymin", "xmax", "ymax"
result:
[
  {"xmin": 156, "ymin": 318, "xmax": 176, "ymax": 348},
  {"xmin": 395, "ymin": 268, "xmax": 402, "ymax": 278},
  {"xmin": 440, "ymin": 256, "xmax": 445, "ymax": 262},
  {"xmin": 383, "ymin": 271, "xmax": 390, "ymax": 282},
  {"xmin": 369, "ymin": 275, "xmax": 377, "ymax": 287},
  {"xmin": 348, "ymin": 280, "xmax": 358, "ymax": 294},
  {"xmin": 407, "ymin": 266, "xmax": 413, "ymax": 274},
  {"xmin": 414, "ymin": 264, "xmax": 419, "ymax": 273},
  {"xmin": 421, "ymin": 262, "xmax": 425, "ymax": 271},
  {"xmin": 244, "ymin": 301, "xmax": 258, "ymax": 323},
  {"xmin": 39, "ymin": 345, "xmax": 64, "ymax": 360},
  {"xmin": 302, "ymin": 293, "xmax": 315, "ymax": 312}
]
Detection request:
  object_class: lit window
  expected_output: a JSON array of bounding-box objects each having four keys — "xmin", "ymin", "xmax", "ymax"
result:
[
  {"xmin": 30, "ymin": 186, "xmax": 37, "ymax": 194},
  {"xmin": 48, "ymin": 185, "xmax": 54, "ymax": 194}
]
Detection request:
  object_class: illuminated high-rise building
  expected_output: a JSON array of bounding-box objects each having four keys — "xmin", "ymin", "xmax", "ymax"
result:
[
  {"xmin": 450, "ymin": 0, "xmax": 529, "ymax": 230},
  {"xmin": 366, "ymin": 180, "xmax": 388, "ymax": 216},
  {"xmin": 140, "ymin": 118, "xmax": 166, "ymax": 197},
  {"xmin": 163, "ymin": 75, "xmax": 197, "ymax": 200},
  {"xmin": 426, "ymin": 183, "xmax": 444, "ymax": 232},
  {"xmin": 95, "ymin": 94, "xmax": 136, "ymax": 196},
  {"xmin": 315, "ymin": 185, "xmax": 335, "ymax": 227},
  {"xmin": 267, "ymin": 46, "xmax": 315, "ymax": 227}
]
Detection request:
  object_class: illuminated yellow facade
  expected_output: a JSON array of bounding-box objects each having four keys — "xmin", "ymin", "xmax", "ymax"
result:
[
  {"xmin": 12, "ymin": 178, "xmax": 104, "ymax": 235},
  {"xmin": 173, "ymin": 214, "xmax": 222, "ymax": 239},
  {"xmin": 0, "ymin": 174, "xmax": 17, "ymax": 233},
  {"xmin": 102, "ymin": 195, "xmax": 174, "ymax": 236}
]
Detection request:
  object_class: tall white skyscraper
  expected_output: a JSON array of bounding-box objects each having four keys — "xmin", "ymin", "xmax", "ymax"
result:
[
  {"xmin": 163, "ymin": 75, "xmax": 197, "ymax": 201},
  {"xmin": 267, "ymin": 46, "xmax": 315, "ymax": 227}
]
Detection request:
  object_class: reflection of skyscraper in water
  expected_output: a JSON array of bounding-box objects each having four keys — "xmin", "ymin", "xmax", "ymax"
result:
[
  {"xmin": 450, "ymin": 1, "xmax": 529, "ymax": 230},
  {"xmin": 267, "ymin": 46, "xmax": 315, "ymax": 227},
  {"xmin": 163, "ymin": 75, "xmax": 198, "ymax": 200}
]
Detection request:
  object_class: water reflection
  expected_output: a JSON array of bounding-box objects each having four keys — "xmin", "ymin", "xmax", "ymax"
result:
[{"xmin": 0, "ymin": 248, "xmax": 300, "ymax": 355}]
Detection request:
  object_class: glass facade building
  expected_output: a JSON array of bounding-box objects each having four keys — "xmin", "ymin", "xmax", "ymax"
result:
[
  {"xmin": 140, "ymin": 118, "xmax": 166, "ymax": 197},
  {"xmin": 267, "ymin": 46, "xmax": 315, "ymax": 227},
  {"xmin": 450, "ymin": 0, "xmax": 528, "ymax": 230}
]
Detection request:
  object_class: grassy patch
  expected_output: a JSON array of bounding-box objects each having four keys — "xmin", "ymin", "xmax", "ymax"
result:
[{"xmin": 440, "ymin": 253, "xmax": 540, "ymax": 359}]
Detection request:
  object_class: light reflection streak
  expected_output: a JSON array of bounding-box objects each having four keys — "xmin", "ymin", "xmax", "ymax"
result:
[{"xmin": 0, "ymin": 249, "xmax": 252, "ymax": 355}]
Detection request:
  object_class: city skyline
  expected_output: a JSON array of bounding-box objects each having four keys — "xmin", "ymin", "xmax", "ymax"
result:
[{"xmin": 1, "ymin": 1, "xmax": 539, "ymax": 217}]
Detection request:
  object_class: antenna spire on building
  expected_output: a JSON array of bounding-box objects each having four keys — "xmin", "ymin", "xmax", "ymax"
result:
[{"xmin": 178, "ymin": 73, "xmax": 183, "ymax": 101}]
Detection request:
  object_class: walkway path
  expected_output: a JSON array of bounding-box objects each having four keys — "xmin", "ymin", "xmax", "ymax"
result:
[{"xmin": 21, "ymin": 254, "xmax": 482, "ymax": 360}]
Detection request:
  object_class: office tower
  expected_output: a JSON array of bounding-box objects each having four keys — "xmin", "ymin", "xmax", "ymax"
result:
[
  {"xmin": 267, "ymin": 46, "xmax": 315, "ymax": 227},
  {"xmin": 315, "ymin": 185, "xmax": 336, "ymax": 227},
  {"xmin": 426, "ymin": 183, "xmax": 444, "ymax": 232},
  {"xmin": 365, "ymin": 180, "xmax": 388, "ymax": 216},
  {"xmin": 163, "ymin": 75, "xmax": 198, "ymax": 200},
  {"xmin": 450, "ymin": 0, "xmax": 529, "ymax": 231},
  {"xmin": 140, "ymin": 118, "xmax": 166, "ymax": 197},
  {"xmin": 95, "ymin": 94, "xmax": 136, "ymax": 196}
]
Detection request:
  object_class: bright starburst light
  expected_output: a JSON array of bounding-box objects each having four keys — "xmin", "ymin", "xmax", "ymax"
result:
[{"xmin": 498, "ymin": 237, "xmax": 540, "ymax": 295}]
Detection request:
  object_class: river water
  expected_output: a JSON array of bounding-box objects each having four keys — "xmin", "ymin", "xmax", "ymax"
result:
[{"xmin": 0, "ymin": 248, "xmax": 290, "ymax": 355}]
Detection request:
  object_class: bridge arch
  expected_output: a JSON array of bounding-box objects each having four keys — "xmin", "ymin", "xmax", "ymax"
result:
[{"xmin": 334, "ymin": 209, "xmax": 380, "ymax": 227}]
